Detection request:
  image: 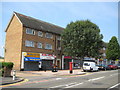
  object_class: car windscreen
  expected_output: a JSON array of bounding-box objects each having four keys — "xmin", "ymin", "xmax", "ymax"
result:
[{"xmin": 84, "ymin": 63, "xmax": 90, "ymax": 66}]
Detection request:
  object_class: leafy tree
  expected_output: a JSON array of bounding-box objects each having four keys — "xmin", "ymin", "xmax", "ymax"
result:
[
  {"xmin": 106, "ymin": 36, "xmax": 120, "ymax": 60},
  {"xmin": 62, "ymin": 20, "xmax": 103, "ymax": 59}
]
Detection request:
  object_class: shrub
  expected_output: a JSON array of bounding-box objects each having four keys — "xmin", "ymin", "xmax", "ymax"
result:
[
  {"xmin": 2, "ymin": 62, "xmax": 14, "ymax": 69},
  {"xmin": 0, "ymin": 62, "xmax": 14, "ymax": 77}
]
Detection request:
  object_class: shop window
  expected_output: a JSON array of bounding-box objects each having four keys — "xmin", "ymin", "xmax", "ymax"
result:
[
  {"xmin": 45, "ymin": 43, "xmax": 52, "ymax": 50},
  {"xmin": 45, "ymin": 33, "xmax": 53, "ymax": 39},
  {"xmin": 38, "ymin": 31, "xmax": 43, "ymax": 37},
  {"xmin": 25, "ymin": 40, "xmax": 35, "ymax": 47},
  {"xmin": 37, "ymin": 42, "xmax": 42, "ymax": 48},
  {"xmin": 26, "ymin": 28, "xmax": 35, "ymax": 35}
]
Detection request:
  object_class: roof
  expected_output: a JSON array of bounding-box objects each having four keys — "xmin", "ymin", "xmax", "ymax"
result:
[{"xmin": 7, "ymin": 12, "xmax": 64, "ymax": 35}]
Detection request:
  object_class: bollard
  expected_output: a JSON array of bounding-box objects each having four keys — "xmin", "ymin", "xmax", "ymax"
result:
[{"xmin": 13, "ymin": 70, "xmax": 16, "ymax": 80}]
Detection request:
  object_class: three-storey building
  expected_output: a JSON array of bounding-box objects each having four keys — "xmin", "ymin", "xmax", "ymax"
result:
[{"xmin": 5, "ymin": 12, "xmax": 64, "ymax": 71}]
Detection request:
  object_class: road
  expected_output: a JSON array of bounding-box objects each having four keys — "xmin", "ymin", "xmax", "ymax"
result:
[{"xmin": 2, "ymin": 70, "xmax": 120, "ymax": 90}]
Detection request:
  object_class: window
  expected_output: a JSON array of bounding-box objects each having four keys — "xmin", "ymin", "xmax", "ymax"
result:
[
  {"xmin": 57, "ymin": 36, "xmax": 61, "ymax": 50},
  {"xmin": 84, "ymin": 63, "xmax": 90, "ymax": 66},
  {"xmin": 45, "ymin": 43, "xmax": 52, "ymax": 50},
  {"xmin": 57, "ymin": 36, "xmax": 61, "ymax": 40},
  {"xmin": 45, "ymin": 33, "xmax": 53, "ymax": 39},
  {"xmin": 103, "ymin": 47, "xmax": 106, "ymax": 50},
  {"xmin": 38, "ymin": 31, "xmax": 43, "ymax": 37},
  {"xmin": 103, "ymin": 53, "xmax": 106, "ymax": 56},
  {"xmin": 37, "ymin": 42, "xmax": 42, "ymax": 48},
  {"xmin": 25, "ymin": 40, "xmax": 35, "ymax": 47},
  {"xmin": 26, "ymin": 28, "xmax": 35, "ymax": 35}
]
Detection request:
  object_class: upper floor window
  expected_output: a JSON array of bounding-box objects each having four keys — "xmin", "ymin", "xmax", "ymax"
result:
[
  {"xmin": 25, "ymin": 40, "xmax": 35, "ymax": 47},
  {"xmin": 38, "ymin": 31, "xmax": 43, "ymax": 37},
  {"xmin": 45, "ymin": 43, "xmax": 52, "ymax": 50},
  {"xmin": 37, "ymin": 42, "xmax": 42, "ymax": 48},
  {"xmin": 26, "ymin": 28, "xmax": 35, "ymax": 35},
  {"xmin": 103, "ymin": 47, "xmax": 106, "ymax": 50},
  {"xmin": 57, "ymin": 36, "xmax": 61, "ymax": 40},
  {"xmin": 45, "ymin": 33, "xmax": 53, "ymax": 39}
]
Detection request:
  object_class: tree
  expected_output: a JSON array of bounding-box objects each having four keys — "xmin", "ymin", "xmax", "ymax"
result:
[
  {"xmin": 106, "ymin": 36, "xmax": 120, "ymax": 60},
  {"xmin": 62, "ymin": 20, "xmax": 103, "ymax": 59}
]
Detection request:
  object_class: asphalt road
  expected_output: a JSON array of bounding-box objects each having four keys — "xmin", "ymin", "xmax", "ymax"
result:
[{"xmin": 2, "ymin": 70, "xmax": 120, "ymax": 90}]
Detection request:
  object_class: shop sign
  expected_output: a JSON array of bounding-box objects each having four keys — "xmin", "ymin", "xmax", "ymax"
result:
[
  {"xmin": 23, "ymin": 52, "xmax": 41, "ymax": 61},
  {"xmin": 40, "ymin": 53, "xmax": 55, "ymax": 60}
]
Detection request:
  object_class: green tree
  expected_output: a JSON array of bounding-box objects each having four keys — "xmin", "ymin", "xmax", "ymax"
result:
[
  {"xmin": 106, "ymin": 36, "xmax": 120, "ymax": 60},
  {"xmin": 62, "ymin": 20, "xmax": 103, "ymax": 59}
]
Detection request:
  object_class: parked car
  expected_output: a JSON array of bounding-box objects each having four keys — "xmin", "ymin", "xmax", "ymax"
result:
[
  {"xmin": 107, "ymin": 64, "xmax": 118, "ymax": 70},
  {"xmin": 83, "ymin": 60, "xmax": 99, "ymax": 72},
  {"xmin": 98, "ymin": 64, "xmax": 108, "ymax": 70},
  {"xmin": 116, "ymin": 63, "xmax": 120, "ymax": 69}
]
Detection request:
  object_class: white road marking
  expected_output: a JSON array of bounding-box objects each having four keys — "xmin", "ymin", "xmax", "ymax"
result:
[
  {"xmin": 50, "ymin": 82, "xmax": 77, "ymax": 88},
  {"xmin": 88, "ymin": 76, "xmax": 105, "ymax": 81},
  {"xmin": 65, "ymin": 82, "xmax": 83, "ymax": 88},
  {"xmin": 107, "ymin": 83, "xmax": 120, "ymax": 90},
  {"xmin": 110, "ymin": 73, "xmax": 118, "ymax": 76},
  {"xmin": 55, "ymin": 78, "xmax": 62, "ymax": 80}
]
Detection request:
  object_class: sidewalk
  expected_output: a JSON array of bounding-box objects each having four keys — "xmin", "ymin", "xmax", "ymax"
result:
[
  {"xmin": 16, "ymin": 69, "xmax": 86, "ymax": 76},
  {"xmin": 1, "ymin": 76, "xmax": 24, "ymax": 85}
]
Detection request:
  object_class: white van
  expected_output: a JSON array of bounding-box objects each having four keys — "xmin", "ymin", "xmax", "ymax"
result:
[{"xmin": 83, "ymin": 60, "xmax": 99, "ymax": 72}]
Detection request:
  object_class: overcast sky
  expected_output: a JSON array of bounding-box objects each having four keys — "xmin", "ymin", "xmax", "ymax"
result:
[{"xmin": 1, "ymin": 1, "xmax": 118, "ymax": 57}]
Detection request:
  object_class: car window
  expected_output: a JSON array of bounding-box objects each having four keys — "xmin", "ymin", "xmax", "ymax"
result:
[{"xmin": 84, "ymin": 63, "xmax": 90, "ymax": 66}]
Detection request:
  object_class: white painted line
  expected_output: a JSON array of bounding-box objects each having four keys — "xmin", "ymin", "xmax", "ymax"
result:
[
  {"xmin": 55, "ymin": 78, "xmax": 62, "ymax": 80},
  {"xmin": 110, "ymin": 73, "xmax": 118, "ymax": 76},
  {"xmin": 88, "ymin": 76, "xmax": 105, "ymax": 81},
  {"xmin": 50, "ymin": 82, "xmax": 77, "ymax": 88},
  {"xmin": 107, "ymin": 83, "xmax": 120, "ymax": 90},
  {"xmin": 65, "ymin": 82, "xmax": 83, "ymax": 88}
]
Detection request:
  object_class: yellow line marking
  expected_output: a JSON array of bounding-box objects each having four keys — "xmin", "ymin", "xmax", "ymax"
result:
[{"xmin": 0, "ymin": 79, "xmax": 29, "ymax": 87}]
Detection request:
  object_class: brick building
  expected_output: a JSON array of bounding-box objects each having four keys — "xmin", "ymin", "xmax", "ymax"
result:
[{"xmin": 5, "ymin": 12, "xmax": 64, "ymax": 71}]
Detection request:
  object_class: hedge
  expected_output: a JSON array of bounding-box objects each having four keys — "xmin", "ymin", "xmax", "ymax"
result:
[
  {"xmin": 0, "ymin": 62, "xmax": 14, "ymax": 69},
  {"xmin": 0, "ymin": 62, "xmax": 14, "ymax": 76}
]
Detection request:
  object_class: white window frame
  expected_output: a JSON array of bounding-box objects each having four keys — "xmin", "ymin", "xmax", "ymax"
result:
[
  {"xmin": 26, "ymin": 28, "xmax": 35, "ymax": 35},
  {"xmin": 45, "ymin": 43, "xmax": 52, "ymax": 50},
  {"xmin": 38, "ymin": 31, "xmax": 43, "ymax": 37},
  {"xmin": 37, "ymin": 42, "xmax": 42, "ymax": 48},
  {"xmin": 25, "ymin": 40, "xmax": 35, "ymax": 47},
  {"xmin": 45, "ymin": 33, "xmax": 53, "ymax": 39},
  {"xmin": 57, "ymin": 36, "xmax": 61, "ymax": 40}
]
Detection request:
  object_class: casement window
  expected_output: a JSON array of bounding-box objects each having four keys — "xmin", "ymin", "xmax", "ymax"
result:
[
  {"xmin": 45, "ymin": 33, "xmax": 53, "ymax": 39},
  {"xmin": 25, "ymin": 40, "xmax": 35, "ymax": 47},
  {"xmin": 37, "ymin": 42, "xmax": 42, "ymax": 48},
  {"xmin": 26, "ymin": 28, "xmax": 35, "ymax": 35},
  {"xmin": 38, "ymin": 31, "xmax": 43, "ymax": 37},
  {"xmin": 45, "ymin": 43, "xmax": 52, "ymax": 50}
]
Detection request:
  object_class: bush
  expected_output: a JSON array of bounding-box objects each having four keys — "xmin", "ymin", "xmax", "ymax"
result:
[
  {"xmin": 1, "ymin": 62, "xmax": 14, "ymax": 69},
  {"xmin": 0, "ymin": 62, "xmax": 14, "ymax": 76}
]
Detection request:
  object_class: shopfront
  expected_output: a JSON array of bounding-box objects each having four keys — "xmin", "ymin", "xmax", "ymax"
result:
[
  {"xmin": 40, "ymin": 53, "xmax": 55, "ymax": 70},
  {"xmin": 63, "ymin": 56, "xmax": 81, "ymax": 70},
  {"xmin": 21, "ymin": 52, "xmax": 56, "ymax": 71}
]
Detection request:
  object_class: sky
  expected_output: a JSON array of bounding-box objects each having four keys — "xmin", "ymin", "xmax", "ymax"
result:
[{"xmin": 1, "ymin": 1, "xmax": 118, "ymax": 57}]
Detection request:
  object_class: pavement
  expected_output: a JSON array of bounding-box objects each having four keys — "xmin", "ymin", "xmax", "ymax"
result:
[
  {"xmin": 1, "ymin": 76, "xmax": 24, "ymax": 85},
  {"xmin": 1, "ymin": 69, "xmax": 86, "ymax": 85}
]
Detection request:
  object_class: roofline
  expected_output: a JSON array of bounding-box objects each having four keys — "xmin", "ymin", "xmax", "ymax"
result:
[
  {"xmin": 14, "ymin": 12, "xmax": 64, "ymax": 30},
  {"xmin": 5, "ymin": 12, "xmax": 23, "ymax": 32}
]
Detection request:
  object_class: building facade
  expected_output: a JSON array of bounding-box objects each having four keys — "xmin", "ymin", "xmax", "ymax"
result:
[{"xmin": 5, "ymin": 12, "xmax": 64, "ymax": 71}]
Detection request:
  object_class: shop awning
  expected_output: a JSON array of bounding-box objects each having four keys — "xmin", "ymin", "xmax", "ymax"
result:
[{"xmin": 24, "ymin": 57, "xmax": 41, "ymax": 61}]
